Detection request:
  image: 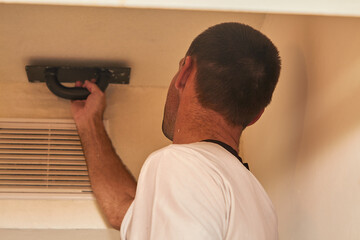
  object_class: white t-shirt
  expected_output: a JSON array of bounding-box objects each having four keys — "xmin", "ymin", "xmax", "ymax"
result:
[{"xmin": 120, "ymin": 142, "xmax": 278, "ymax": 240}]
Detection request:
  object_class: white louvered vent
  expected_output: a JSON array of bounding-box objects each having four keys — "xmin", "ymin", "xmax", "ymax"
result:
[{"xmin": 0, "ymin": 118, "xmax": 92, "ymax": 195}]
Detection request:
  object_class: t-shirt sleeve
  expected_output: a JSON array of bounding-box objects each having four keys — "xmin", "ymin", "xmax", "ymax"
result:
[{"xmin": 121, "ymin": 147, "xmax": 229, "ymax": 240}]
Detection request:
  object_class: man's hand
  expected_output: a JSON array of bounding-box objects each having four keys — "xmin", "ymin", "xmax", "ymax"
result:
[{"xmin": 71, "ymin": 79, "xmax": 106, "ymax": 126}]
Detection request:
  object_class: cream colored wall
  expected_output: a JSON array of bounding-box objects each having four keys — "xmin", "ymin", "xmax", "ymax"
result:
[
  {"xmin": 293, "ymin": 16, "xmax": 360, "ymax": 240},
  {"xmin": 243, "ymin": 14, "xmax": 360, "ymax": 240}
]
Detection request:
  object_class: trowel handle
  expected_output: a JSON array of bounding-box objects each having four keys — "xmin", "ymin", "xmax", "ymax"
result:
[{"xmin": 44, "ymin": 67, "xmax": 109, "ymax": 100}]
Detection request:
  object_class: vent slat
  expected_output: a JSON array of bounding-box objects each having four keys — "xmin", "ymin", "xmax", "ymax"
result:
[
  {"xmin": 0, "ymin": 129, "xmax": 78, "ymax": 135},
  {"xmin": 0, "ymin": 159, "xmax": 86, "ymax": 165},
  {"xmin": 0, "ymin": 149, "xmax": 84, "ymax": 155},
  {"xmin": 0, "ymin": 144, "xmax": 82, "ymax": 150},
  {"xmin": 0, "ymin": 180, "xmax": 91, "ymax": 186},
  {"xmin": 0, "ymin": 170, "xmax": 88, "ymax": 176},
  {"xmin": 0, "ymin": 134, "xmax": 80, "ymax": 140},
  {"xmin": 0, "ymin": 119, "xmax": 92, "ymax": 194},
  {"xmin": 0, "ymin": 175, "xmax": 89, "ymax": 181},
  {"xmin": 0, "ymin": 139, "xmax": 81, "ymax": 145},
  {"xmin": 0, "ymin": 154, "xmax": 85, "ymax": 160},
  {"xmin": 0, "ymin": 186, "xmax": 92, "ymax": 192},
  {"xmin": 0, "ymin": 164, "xmax": 87, "ymax": 171}
]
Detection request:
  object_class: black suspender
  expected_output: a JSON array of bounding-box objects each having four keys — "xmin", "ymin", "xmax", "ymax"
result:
[{"xmin": 202, "ymin": 139, "xmax": 250, "ymax": 170}]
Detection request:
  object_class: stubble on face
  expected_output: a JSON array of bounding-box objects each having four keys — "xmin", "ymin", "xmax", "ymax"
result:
[
  {"xmin": 162, "ymin": 80, "xmax": 179, "ymax": 141},
  {"xmin": 162, "ymin": 58, "xmax": 186, "ymax": 141}
]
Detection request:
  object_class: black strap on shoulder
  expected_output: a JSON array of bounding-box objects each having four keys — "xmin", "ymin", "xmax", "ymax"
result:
[{"xmin": 202, "ymin": 139, "xmax": 250, "ymax": 170}]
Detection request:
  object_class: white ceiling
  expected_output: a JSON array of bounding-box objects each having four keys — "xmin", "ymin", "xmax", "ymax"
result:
[
  {"xmin": 0, "ymin": 3, "xmax": 266, "ymax": 87},
  {"xmin": 2, "ymin": 0, "xmax": 360, "ymax": 17}
]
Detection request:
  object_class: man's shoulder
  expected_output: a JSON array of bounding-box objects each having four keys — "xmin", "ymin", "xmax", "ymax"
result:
[
  {"xmin": 137, "ymin": 143, "xmax": 231, "ymax": 200},
  {"xmin": 149, "ymin": 142, "xmax": 232, "ymax": 157},
  {"xmin": 145, "ymin": 142, "xmax": 247, "ymax": 170},
  {"xmin": 141, "ymin": 142, "xmax": 246, "ymax": 187},
  {"xmin": 145, "ymin": 142, "xmax": 225, "ymax": 167},
  {"xmin": 144, "ymin": 143, "xmax": 204, "ymax": 169},
  {"xmin": 139, "ymin": 143, "xmax": 229, "ymax": 182}
]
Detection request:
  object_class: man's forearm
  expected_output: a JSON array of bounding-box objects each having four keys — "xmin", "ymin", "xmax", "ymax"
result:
[{"xmin": 77, "ymin": 118, "xmax": 136, "ymax": 230}]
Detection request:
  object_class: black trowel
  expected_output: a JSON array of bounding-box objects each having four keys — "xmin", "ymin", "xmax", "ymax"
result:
[{"xmin": 26, "ymin": 65, "xmax": 130, "ymax": 100}]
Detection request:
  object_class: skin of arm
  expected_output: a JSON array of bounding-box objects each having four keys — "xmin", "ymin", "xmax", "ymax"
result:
[{"xmin": 71, "ymin": 80, "xmax": 137, "ymax": 230}]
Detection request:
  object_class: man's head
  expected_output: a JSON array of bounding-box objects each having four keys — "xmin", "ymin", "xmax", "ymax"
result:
[{"xmin": 162, "ymin": 22, "xmax": 281, "ymax": 140}]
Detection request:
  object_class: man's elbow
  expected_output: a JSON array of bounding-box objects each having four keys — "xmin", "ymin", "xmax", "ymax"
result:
[
  {"xmin": 107, "ymin": 207, "xmax": 129, "ymax": 230},
  {"xmin": 106, "ymin": 196, "xmax": 134, "ymax": 231},
  {"xmin": 108, "ymin": 217, "xmax": 122, "ymax": 230}
]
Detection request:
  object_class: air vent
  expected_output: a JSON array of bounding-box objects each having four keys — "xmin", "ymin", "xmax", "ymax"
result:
[{"xmin": 0, "ymin": 118, "xmax": 92, "ymax": 195}]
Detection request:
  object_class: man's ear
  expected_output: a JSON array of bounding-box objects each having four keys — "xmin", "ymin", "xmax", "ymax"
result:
[
  {"xmin": 174, "ymin": 56, "xmax": 193, "ymax": 91},
  {"xmin": 247, "ymin": 109, "xmax": 265, "ymax": 126}
]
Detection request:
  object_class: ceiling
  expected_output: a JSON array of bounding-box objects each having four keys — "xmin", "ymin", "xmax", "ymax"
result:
[
  {"xmin": 2, "ymin": 0, "xmax": 360, "ymax": 17},
  {"xmin": 0, "ymin": 3, "xmax": 266, "ymax": 87}
]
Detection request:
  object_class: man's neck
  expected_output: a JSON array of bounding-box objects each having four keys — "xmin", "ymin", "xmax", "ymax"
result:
[{"xmin": 172, "ymin": 109, "xmax": 243, "ymax": 153}]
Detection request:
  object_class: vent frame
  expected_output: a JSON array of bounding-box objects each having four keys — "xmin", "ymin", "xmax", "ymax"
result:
[{"xmin": 0, "ymin": 118, "xmax": 97, "ymax": 199}]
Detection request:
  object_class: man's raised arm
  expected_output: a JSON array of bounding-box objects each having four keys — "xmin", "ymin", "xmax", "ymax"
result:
[{"xmin": 71, "ymin": 80, "xmax": 136, "ymax": 230}]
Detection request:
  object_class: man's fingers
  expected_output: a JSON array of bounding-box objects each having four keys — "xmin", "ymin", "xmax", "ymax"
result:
[
  {"xmin": 71, "ymin": 99, "xmax": 85, "ymax": 104},
  {"xmin": 75, "ymin": 81, "xmax": 82, "ymax": 87},
  {"xmin": 82, "ymin": 80, "xmax": 101, "ymax": 93}
]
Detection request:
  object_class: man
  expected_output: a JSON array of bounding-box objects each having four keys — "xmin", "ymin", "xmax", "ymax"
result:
[{"xmin": 71, "ymin": 22, "xmax": 281, "ymax": 239}]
